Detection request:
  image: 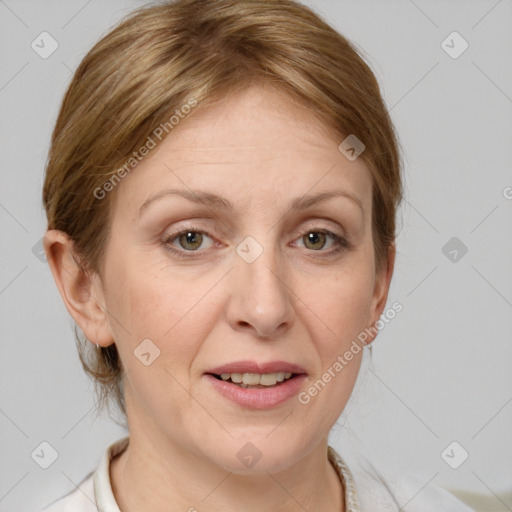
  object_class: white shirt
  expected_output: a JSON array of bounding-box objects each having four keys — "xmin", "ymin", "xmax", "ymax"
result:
[{"xmin": 40, "ymin": 436, "xmax": 475, "ymax": 512}]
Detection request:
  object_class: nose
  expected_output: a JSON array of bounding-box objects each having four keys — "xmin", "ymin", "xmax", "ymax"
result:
[{"xmin": 226, "ymin": 239, "xmax": 294, "ymax": 340}]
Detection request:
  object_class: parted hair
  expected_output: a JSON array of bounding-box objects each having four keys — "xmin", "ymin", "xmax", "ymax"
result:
[{"xmin": 43, "ymin": 0, "xmax": 403, "ymax": 420}]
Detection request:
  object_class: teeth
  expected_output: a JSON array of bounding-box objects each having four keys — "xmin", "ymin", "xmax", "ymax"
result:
[
  {"xmin": 218, "ymin": 372, "xmax": 295, "ymax": 386},
  {"xmin": 260, "ymin": 373, "xmax": 278, "ymax": 386},
  {"xmin": 242, "ymin": 373, "xmax": 260, "ymax": 385}
]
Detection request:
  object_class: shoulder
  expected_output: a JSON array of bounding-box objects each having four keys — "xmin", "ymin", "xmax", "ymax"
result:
[
  {"xmin": 39, "ymin": 435, "xmax": 129, "ymax": 512},
  {"xmin": 39, "ymin": 472, "xmax": 95, "ymax": 512},
  {"xmin": 329, "ymin": 445, "xmax": 476, "ymax": 512},
  {"xmin": 355, "ymin": 459, "xmax": 475, "ymax": 512}
]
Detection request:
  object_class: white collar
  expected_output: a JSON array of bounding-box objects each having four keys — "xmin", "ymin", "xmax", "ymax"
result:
[
  {"xmin": 93, "ymin": 436, "xmax": 127, "ymax": 512},
  {"xmin": 93, "ymin": 436, "xmax": 360, "ymax": 511}
]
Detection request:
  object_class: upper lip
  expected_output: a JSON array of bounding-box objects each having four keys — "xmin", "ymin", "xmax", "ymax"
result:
[{"xmin": 207, "ymin": 360, "xmax": 307, "ymax": 375}]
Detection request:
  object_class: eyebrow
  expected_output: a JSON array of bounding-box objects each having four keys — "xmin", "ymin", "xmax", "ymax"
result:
[{"xmin": 138, "ymin": 188, "xmax": 363, "ymax": 217}]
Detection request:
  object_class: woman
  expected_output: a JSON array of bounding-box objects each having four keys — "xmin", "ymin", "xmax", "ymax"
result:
[{"xmin": 40, "ymin": 0, "xmax": 475, "ymax": 510}]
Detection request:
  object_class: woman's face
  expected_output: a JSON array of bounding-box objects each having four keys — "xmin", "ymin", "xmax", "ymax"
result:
[{"xmin": 93, "ymin": 85, "xmax": 393, "ymax": 473}]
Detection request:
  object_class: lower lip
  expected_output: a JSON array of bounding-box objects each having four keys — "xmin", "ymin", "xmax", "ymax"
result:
[{"xmin": 204, "ymin": 374, "xmax": 307, "ymax": 409}]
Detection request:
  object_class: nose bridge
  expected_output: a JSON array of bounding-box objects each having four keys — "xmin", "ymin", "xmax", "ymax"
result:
[{"xmin": 228, "ymin": 231, "xmax": 294, "ymax": 337}]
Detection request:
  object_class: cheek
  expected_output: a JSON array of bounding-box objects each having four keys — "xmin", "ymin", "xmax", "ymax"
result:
[
  {"xmin": 304, "ymin": 266, "xmax": 375, "ymax": 350},
  {"xmin": 104, "ymin": 257, "xmax": 214, "ymax": 429},
  {"xmin": 103, "ymin": 253, "xmax": 221, "ymax": 369}
]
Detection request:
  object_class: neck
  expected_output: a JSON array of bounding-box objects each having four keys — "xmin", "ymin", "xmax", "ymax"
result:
[{"xmin": 110, "ymin": 432, "xmax": 344, "ymax": 512}]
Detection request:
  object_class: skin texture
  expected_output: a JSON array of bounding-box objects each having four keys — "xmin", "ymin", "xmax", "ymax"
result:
[{"xmin": 45, "ymin": 84, "xmax": 395, "ymax": 511}]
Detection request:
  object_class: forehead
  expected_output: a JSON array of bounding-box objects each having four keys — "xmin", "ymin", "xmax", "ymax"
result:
[{"xmin": 113, "ymin": 85, "xmax": 373, "ymax": 218}]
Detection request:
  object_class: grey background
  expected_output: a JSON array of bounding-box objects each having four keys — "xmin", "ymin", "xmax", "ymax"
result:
[{"xmin": 0, "ymin": 0, "xmax": 511, "ymax": 510}]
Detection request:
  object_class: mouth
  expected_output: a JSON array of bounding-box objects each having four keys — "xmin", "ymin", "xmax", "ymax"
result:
[
  {"xmin": 208, "ymin": 371, "xmax": 296, "ymax": 388},
  {"xmin": 204, "ymin": 361, "xmax": 307, "ymax": 409}
]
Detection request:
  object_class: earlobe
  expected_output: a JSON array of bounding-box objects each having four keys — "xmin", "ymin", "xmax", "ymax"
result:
[
  {"xmin": 43, "ymin": 229, "xmax": 114, "ymax": 347},
  {"xmin": 365, "ymin": 242, "xmax": 397, "ymax": 345}
]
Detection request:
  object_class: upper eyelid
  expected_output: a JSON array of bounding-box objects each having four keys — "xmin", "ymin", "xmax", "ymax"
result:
[
  {"xmin": 163, "ymin": 224, "xmax": 346, "ymax": 250},
  {"xmin": 164, "ymin": 222, "xmax": 344, "ymax": 239}
]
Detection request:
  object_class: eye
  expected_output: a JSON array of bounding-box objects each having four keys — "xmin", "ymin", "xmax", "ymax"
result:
[
  {"xmin": 293, "ymin": 228, "xmax": 350, "ymax": 255},
  {"xmin": 161, "ymin": 224, "xmax": 350, "ymax": 259},
  {"xmin": 162, "ymin": 225, "xmax": 217, "ymax": 257}
]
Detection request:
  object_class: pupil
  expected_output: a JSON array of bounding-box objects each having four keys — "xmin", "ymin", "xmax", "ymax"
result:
[
  {"xmin": 181, "ymin": 231, "xmax": 202, "ymax": 249},
  {"xmin": 306, "ymin": 232, "xmax": 325, "ymax": 249}
]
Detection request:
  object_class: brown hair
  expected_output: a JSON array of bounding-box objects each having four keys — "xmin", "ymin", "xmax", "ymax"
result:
[{"xmin": 43, "ymin": 0, "xmax": 403, "ymax": 420}]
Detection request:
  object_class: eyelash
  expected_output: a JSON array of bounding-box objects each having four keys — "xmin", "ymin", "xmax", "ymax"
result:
[{"xmin": 161, "ymin": 224, "xmax": 350, "ymax": 259}]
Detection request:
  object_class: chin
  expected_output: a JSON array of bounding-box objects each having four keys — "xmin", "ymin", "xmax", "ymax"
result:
[{"xmin": 200, "ymin": 430, "xmax": 316, "ymax": 475}]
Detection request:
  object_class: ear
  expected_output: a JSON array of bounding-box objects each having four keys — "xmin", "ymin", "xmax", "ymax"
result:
[
  {"xmin": 365, "ymin": 242, "xmax": 396, "ymax": 345},
  {"xmin": 43, "ymin": 229, "xmax": 114, "ymax": 348}
]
